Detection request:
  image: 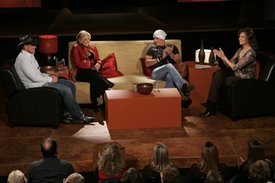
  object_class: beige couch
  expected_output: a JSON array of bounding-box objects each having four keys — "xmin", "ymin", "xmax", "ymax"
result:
[{"xmin": 68, "ymin": 39, "xmax": 182, "ymax": 104}]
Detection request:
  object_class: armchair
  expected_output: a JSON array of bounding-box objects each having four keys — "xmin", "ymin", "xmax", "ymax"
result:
[
  {"xmin": 0, "ymin": 66, "xmax": 63, "ymax": 128},
  {"xmin": 218, "ymin": 51, "xmax": 275, "ymax": 120}
]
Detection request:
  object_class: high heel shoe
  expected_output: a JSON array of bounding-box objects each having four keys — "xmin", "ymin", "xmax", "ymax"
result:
[{"xmin": 199, "ymin": 110, "xmax": 216, "ymax": 117}]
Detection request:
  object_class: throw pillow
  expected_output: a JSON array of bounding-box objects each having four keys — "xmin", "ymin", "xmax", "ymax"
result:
[
  {"xmin": 140, "ymin": 57, "xmax": 152, "ymax": 77},
  {"xmin": 100, "ymin": 53, "xmax": 123, "ymax": 78}
]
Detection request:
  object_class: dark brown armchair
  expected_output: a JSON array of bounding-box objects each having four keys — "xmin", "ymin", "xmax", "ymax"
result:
[
  {"xmin": 0, "ymin": 66, "xmax": 63, "ymax": 128},
  {"xmin": 218, "ymin": 51, "xmax": 275, "ymax": 120}
]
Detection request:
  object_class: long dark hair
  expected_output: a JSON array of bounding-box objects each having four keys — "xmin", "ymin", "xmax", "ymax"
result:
[
  {"xmin": 199, "ymin": 141, "xmax": 219, "ymax": 173},
  {"xmin": 238, "ymin": 27, "xmax": 258, "ymax": 51},
  {"xmin": 247, "ymin": 139, "xmax": 265, "ymax": 167}
]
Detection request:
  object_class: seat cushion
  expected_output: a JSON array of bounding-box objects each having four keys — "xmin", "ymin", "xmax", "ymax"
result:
[
  {"xmin": 99, "ymin": 53, "xmax": 124, "ymax": 78},
  {"xmin": 140, "ymin": 57, "xmax": 152, "ymax": 77}
]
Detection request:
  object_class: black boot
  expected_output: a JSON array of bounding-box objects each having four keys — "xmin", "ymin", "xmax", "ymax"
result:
[
  {"xmin": 199, "ymin": 101, "xmax": 216, "ymax": 117},
  {"xmin": 181, "ymin": 99, "xmax": 192, "ymax": 108},
  {"xmin": 181, "ymin": 83, "xmax": 194, "ymax": 96}
]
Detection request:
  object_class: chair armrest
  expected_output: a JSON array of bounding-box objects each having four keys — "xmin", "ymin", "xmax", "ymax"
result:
[
  {"xmin": 225, "ymin": 79, "xmax": 275, "ymax": 119},
  {"xmin": 229, "ymin": 79, "xmax": 275, "ymax": 98}
]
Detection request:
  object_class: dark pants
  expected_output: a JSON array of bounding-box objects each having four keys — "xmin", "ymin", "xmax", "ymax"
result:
[
  {"xmin": 76, "ymin": 68, "xmax": 114, "ymax": 103},
  {"xmin": 207, "ymin": 68, "xmax": 241, "ymax": 111}
]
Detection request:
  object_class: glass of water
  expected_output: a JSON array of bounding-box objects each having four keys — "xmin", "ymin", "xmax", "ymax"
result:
[{"xmin": 153, "ymin": 80, "xmax": 160, "ymax": 92}]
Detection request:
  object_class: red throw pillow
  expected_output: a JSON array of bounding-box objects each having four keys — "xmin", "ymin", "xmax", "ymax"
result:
[
  {"xmin": 140, "ymin": 57, "xmax": 152, "ymax": 77},
  {"xmin": 100, "ymin": 53, "xmax": 124, "ymax": 78}
]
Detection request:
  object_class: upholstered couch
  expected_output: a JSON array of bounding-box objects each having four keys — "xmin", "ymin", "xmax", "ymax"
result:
[{"xmin": 68, "ymin": 39, "xmax": 182, "ymax": 104}]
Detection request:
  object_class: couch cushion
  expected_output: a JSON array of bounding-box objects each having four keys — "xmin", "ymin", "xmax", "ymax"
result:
[
  {"xmin": 100, "ymin": 53, "xmax": 124, "ymax": 78},
  {"xmin": 140, "ymin": 57, "xmax": 152, "ymax": 77}
]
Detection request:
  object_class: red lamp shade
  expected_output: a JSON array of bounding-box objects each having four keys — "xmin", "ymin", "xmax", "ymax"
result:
[{"xmin": 39, "ymin": 35, "xmax": 58, "ymax": 54}]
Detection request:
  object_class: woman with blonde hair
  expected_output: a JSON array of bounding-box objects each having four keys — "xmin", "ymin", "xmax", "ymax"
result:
[
  {"xmin": 63, "ymin": 173, "xmax": 84, "ymax": 183},
  {"xmin": 71, "ymin": 30, "xmax": 114, "ymax": 108},
  {"xmin": 187, "ymin": 141, "xmax": 229, "ymax": 183},
  {"xmin": 7, "ymin": 170, "xmax": 27, "ymax": 183},
  {"xmin": 94, "ymin": 142, "xmax": 127, "ymax": 183}
]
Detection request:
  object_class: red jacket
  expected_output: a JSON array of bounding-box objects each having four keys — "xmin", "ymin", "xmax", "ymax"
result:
[{"xmin": 71, "ymin": 43, "xmax": 101, "ymax": 69}]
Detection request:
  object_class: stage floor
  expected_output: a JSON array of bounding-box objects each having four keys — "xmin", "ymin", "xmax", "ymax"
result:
[{"xmin": 1, "ymin": 92, "xmax": 275, "ymax": 177}]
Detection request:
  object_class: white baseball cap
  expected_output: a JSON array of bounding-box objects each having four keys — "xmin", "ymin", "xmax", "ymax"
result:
[{"xmin": 153, "ymin": 29, "xmax": 167, "ymax": 40}]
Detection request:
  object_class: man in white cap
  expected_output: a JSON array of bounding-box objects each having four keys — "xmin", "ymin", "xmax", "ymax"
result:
[{"xmin": 145, "ymin": 29, "xmax": 193, "ymax": 107}]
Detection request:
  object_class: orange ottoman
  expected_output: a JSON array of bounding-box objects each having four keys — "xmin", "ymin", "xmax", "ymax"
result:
[{"xmin": 105, "ymin": 88, "xmax": 181, "ymax": 130}]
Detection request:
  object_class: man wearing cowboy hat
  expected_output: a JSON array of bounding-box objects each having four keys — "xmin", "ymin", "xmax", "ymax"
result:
[
  {"xmin": 14, "ymin": 35, "xmax": 95, "ymax": 124},
  {"xmin": 145, "ymin": 29, "xmax": 193, "ymax": 107}
]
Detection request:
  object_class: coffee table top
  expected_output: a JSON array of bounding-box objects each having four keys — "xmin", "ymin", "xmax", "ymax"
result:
[{"xmin": 105, "ymin": 88, "xmax": 180, "ymax": 100}]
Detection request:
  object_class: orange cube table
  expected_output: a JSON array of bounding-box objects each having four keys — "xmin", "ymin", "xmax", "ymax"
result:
[{"xmin": 105, "ymin": 88, "xmax": 182, "ymax": 130}]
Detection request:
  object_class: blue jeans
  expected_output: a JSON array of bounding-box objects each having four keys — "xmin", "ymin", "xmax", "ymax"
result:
[
  {"xmin": 45, "ymin": 79, "xmax": 83, "ymax": 120},
  {"xmin": 151, "ymin": 63, "xmax": 188, "ymax": 89}
]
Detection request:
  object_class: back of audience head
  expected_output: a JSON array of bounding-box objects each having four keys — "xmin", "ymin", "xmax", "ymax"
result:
[
  {"xmin": 98, "ymin": 141, "xmax": 126, "ymax": 177},
  {"xmin": 204, "ymin": 170, "xmax": 224, "ymax": 183},
  {"xmin": 162, "ymin": 164, "xmax": 181, "ymax": 183},
  {"xmin": 200, "ymin": 141, "xmax": 219, "ymax": 173},
  {"xmin": 151, "ymin": 143, "xmax": 170, "ymax": 172},
  {"xmin": 41, "ymin": 137, "xmax": 58, "ymax": 157},
  {"xmin": 249, "ymin": 160, "xmax": 270, "ymax": 183},
  {"xmin": 247, "ymin": 139, "xmax": 265, "ymax": 166},
  {"xmin": 7, "ymin": 170, "xmax": 27, "ymax": 183},
  {"xmin": 121, "ymin": 167, "xmax": 142, "ymax": 183},
  {"xmin": 63, "ymin": 172, "xmax": 84, "ymax": 183}
]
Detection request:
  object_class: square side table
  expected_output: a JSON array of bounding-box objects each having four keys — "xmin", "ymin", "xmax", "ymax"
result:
[{"xmin": 105, "ymin": 88, "xmax": 182, "ymax": 130}]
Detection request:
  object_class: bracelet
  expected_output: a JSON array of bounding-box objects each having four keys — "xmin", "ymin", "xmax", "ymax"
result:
[{"xmin": 156, "ymin": 58, "xmax": 160, "ymax": 63}]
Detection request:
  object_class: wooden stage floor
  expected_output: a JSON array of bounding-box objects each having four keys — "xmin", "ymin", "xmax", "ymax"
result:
[{"xmin": 0, "ymin": 87, "xmax": 275, "ymax": 178}]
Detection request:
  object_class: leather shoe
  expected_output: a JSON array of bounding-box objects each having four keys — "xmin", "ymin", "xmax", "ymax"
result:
[
  {"xmin": 80, "ymin": 116, "xmax": 96, "ymax": 124},
  {"xmin": 63, "ymin": 115, "xmax": 96, "ymax": 124},
  {"xmin": 199, "ymin": 110, "xmax": 216, "ymax": 117},
  {"xmin": 181, "ymin": 99, "xmax": 192, "ymax": 108}
]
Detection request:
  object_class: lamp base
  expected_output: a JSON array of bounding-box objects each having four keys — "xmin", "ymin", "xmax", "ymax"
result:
[{"xmin": 38, "ymin": 54, "xmax": 57, "ymax": 66}]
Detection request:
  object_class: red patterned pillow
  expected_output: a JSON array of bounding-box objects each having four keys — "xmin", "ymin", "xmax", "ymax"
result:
[
  {"xmin": 140, "ymin": 57, "xmax": 152, "ymax": 77},
  {"xmin": 100, "ymin": 53, "xmax": 124, "ymax": 78}
]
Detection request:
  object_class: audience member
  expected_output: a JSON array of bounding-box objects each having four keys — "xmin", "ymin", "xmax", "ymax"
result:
[
  {"xmin": 120, "ymin": 167, "xmax": 142, "ymax": 183},
  {"xmin": 187, "ymin": 141, "xmax": 229, "ymax": 183},
  {"xmin": 71, "ymin": 30, "xmax": 114, "ymax": 108},
  {"xmin": 162, "ymin": 164, "xmax": 182, "ymax": 183},
  {"xmin": 7, "ymin": 170, "xmax": 27, "ymax": 183},
  {"xmin": 142, "ymin": 143, "xmax": 172, "ymax": 183},
  {"xmin": 145, "ymin": 29, "xmax": 193, "ymax": 108},
  {"xmin": 95, "ymin": 142, "xmax": 127, "ymax": 183},
  {"xmin": 204, "ymin": 170, "xmax": 224, "ymax": 183},
  {"xmin": 14, "ymin": 34, "xmax": 94, "ymax": 124},
  {"xmin": 237, "ymin": 139, "xmax": 275, "ymax": 183},
  {"xmin": 249, "ymin": 160, "xmax": 271, "ymax": 183},
  {"xmin": 27, "ymin": 137, "xmax": 74, "ymax": 183},
  {"xmin": 63, "ymin": 172, "xmax": 84, "ymax": 183},
  {"xmin": 200, "ymin": 27, "xmax": 257, "ymax": 117}
]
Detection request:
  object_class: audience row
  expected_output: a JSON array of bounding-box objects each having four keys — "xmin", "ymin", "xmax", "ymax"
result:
[{"xmin": 6, "ymin": 137, "xmax": 275, "ymax": 183}]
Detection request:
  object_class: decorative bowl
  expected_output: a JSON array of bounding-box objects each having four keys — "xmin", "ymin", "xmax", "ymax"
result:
[{"xmin": 137, "ymin": 83, "xmax": 153, "ymax": 95}]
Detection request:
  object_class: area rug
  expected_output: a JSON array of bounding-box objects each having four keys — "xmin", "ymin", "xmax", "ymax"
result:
[{"xmin": 72, "ymin": 121, "xmax": 111, "ymax": 143}]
